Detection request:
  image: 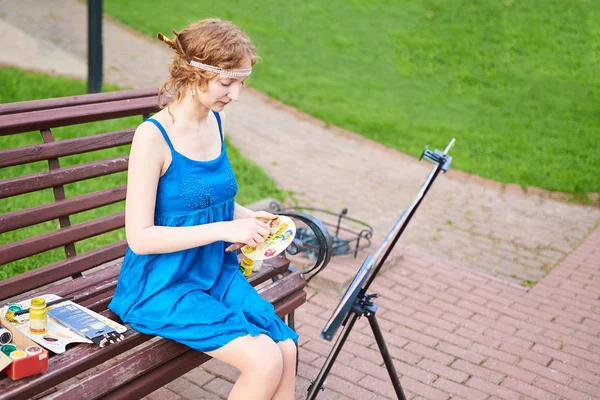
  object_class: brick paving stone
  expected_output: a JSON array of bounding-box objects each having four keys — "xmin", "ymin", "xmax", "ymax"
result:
[
  {"xmin": 387, "ymin": 344, "xmax": 425, "ymax": 366},
  {"xmin": 500, "ymin": 344, "xmax": 552, "ymax": 366},
  {"xmin": 303, "ymin": 340, "xmax": 354, "ymax": 363},
  {"xmin": 454, "ymin": 330, "xmax": 504, "ymax": 351},
  {"xmin": 518, "ymin": 359, "xmax": 570, "ymax": 385},
  {"xmin": 423, "ymin": 326, "xmax": 472, "ymax": 349},
  {"xmin": 183, "ymin": 368, "xmax": 217, "ymax": 387},
  {"xmin": 310, "ymin": 356, "xmax": 366, "ymax": 382},
  {"xmin": 446, "ymin": 317, "xmax": 488, "ymax": 335},
  {"xmin": 145, "ymin": 387, "xmax": 183, "ymax": 400},
  {"xmin": 390, "ymin": 326, "xmax": 440, "ymax": 348},
  {"xmin": 465, "ymin": 376, "xmax": 522, "ymax": 400},
  {"xmin": 404, "ymin": 343, "xmax": 455, "ymax": 366},
  {"xmin": 532, "ymin": 377, "xmax": 591, "ymax": 400},
  {"xmin": 450, "ymin": 359, "xmax": 505, "ymax": 385},
  {"xmin": 481, "ymin": 358, "xmax": 537, "ymax": 383},
  {"xmin": 562, "ymin": 343, "xmax": 600, "ymax": 364},
  {"xmin": 543, "ymin": 329, "xmax": 591, "ymax": 351},
  {"xmin": 200, "ymin": 359, "xmax": 240, "ymax": 383},
  {"xmin": 435, "ymin": 342, "xmax": 487, "ymax": 365},
  {"xmin": 568, "ymin": 378, "xmax": 600, "ymax": 398},
  {"xmin": 415, "ymin": 312, "xmax": 459, "ymax": 333},
  {"xmin": 165, "ymin": 378, "xmax": 221, "ymax": 400},
  {"xmin": 397, "ymin": 376, "xmax": 450, "ymax": 400},
  {"xmin": 416, "ymin": 359, "xmax": 468, "ymax": 383},
  {"xmin": 358, "ymin": 375, "xmax": 405, "ymax": 399},
  {"xmin": 203, "ymin": 378, "xmax": 234, "ymax": 399},
  {"xmin": 515, "ymin": 328, "xmax": 562, "ymax": 349},
  {"xmin": 501, "ymin": 377, "xmax": 557, "ymax": 400},
  {"xmin": 486, "ymin": 328, "xmax": 534, "ymax": 349},
  {"xmin": 322, "ymin": 374, "xmax": 379, "ymax": 400},
  {"xmin": 433, "ymin": 377, "xmax": 488, "ymax": 400}
]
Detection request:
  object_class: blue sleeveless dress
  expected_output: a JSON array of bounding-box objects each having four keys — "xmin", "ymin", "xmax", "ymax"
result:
[{"xmin": 109, "ymin": 112, "xmax": 298, "ymax": 352}]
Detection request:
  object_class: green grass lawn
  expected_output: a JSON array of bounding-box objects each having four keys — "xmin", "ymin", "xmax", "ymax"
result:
[
  {"xmin": 105, "ymin": 0, "xmax": 600, "ymax": 195},
  {"xmin": 0, "ymin": 67, "xmax": 284, "ymax": 279}
]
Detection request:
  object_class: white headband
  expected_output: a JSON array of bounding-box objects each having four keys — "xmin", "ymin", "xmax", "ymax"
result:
[{"xmin": 188, "ymin": 60, "xmax": 252, "ymax": 77}]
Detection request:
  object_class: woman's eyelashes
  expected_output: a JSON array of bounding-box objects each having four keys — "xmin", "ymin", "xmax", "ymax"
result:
[{"xmin": 220, "ymin": 80, "xmax": 246, "ymax": 87}]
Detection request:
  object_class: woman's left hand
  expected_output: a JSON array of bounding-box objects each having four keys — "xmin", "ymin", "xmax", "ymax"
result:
[
  {"xmin": 225, "ymin": 211, "xmax": 278, "ymax": 253},
  {"xmin": 249, "ymin": 210, "xmax": 278, "ymax": 222}
]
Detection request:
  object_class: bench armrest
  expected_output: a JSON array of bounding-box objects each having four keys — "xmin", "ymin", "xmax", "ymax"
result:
[{"xmin": 276, "ymin": 210, "xmax": 333, "ymax": 282}]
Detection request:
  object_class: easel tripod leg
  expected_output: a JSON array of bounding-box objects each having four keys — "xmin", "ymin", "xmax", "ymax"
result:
[
  {"xmin": 367, "ymin": 312, "xmax": 407, "ymax": 400},
  {"xmin": 306, "ymin": 312, "xmax": 360, "ymax": 399}
]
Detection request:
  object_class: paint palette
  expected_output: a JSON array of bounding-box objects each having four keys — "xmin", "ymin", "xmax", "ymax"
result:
[{"xmin": 241, "ymin": 216, "xmax": 296, "ymax": 260}]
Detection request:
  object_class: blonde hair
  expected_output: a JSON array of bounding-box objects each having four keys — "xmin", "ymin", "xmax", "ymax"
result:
[{"xmin": 157, "ymin": 19, "xmax": 257, "ymax": 109}]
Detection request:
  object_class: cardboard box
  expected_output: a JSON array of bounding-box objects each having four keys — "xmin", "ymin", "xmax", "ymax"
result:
[{"xmin": 0, "ymin": 317, "xmax": 49, "ymax": 380}]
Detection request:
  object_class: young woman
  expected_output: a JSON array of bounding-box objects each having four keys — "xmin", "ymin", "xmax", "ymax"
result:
[{"xmin": 109, "ymin": 19, "xmax": 297, "ymax": 400}]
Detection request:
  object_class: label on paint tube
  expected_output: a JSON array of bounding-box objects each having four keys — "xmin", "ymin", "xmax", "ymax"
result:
[{"xmin": 0, "ymin": 327, "xmax": 12, "ymax": 345}]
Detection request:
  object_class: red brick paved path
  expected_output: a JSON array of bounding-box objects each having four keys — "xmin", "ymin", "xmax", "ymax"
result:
[{"xmin": 144, "ymin": 226, "xmax": 599, "ymax": 400}]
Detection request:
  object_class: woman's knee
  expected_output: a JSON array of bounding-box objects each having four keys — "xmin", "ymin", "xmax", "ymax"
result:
[
  {"xmin": 241, "ymin": 335, "xmax": 284, "ymax": 379},
  {"xmin": 278, "ymin": 339, "xmax": 297, "ymax": 366}
]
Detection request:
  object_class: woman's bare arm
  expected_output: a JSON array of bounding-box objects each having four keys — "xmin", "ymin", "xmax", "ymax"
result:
[{"xmin": 124, "ymin": 122, "xmax": 268, "ymax": 255}]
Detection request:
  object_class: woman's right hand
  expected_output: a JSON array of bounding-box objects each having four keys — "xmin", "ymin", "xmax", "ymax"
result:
[{"xmin": 225, "ymin": 218, "xmax": 271, "ymax": 248}]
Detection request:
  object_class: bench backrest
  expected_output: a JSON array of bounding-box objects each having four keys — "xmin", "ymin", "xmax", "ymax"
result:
[{"xmin": 0, "ymin": 89, "xmax": 161, "ymax": 302}]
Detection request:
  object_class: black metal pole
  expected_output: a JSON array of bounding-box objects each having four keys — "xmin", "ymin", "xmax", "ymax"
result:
[
  {"xmin": 367, "ymin": 311, "xmax": 407, "ymax": 400},
  {"xmin": 307, "ymin": 312, "xmax": 361, "ymax": 399},
  {"xmin": 88, "ymin": 0, "xmax": 103, "ymax": 93}
]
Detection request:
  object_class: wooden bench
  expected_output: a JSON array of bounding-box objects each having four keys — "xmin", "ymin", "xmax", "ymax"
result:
[{"xmin": 0, "ymin": 89, "xmax": 332, "ymax": 400}]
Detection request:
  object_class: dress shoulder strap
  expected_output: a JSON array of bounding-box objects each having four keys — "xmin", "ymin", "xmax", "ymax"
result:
[
  {"xmin": 146, "ymin": 118, "xmax": 175, "ymax": 151},
  {"xmin": 213, "ymin": 111, "xmax": 224, "ymax": 141}
]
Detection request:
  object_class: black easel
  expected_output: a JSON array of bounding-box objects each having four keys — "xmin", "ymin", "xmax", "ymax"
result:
[{"xmin": 307, "ymin": 139, "xmax": 455, "ymax": 400}]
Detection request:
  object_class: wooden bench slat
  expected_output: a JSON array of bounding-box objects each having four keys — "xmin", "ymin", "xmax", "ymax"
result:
[
  {"xmin": 0, "ymin": 242, "xmax": 127, "ymax": 302},
  {"xmin": 0, "ymin": 89, "xmax": 158, "ymax": 116},
  {"xmin": 44, "ymin": 339, "xmax": 190, "ymax": 400},
  {"xmin": 0, "ymin": 129, "xmax": 133, "ymax": 168},
  {"xmin": 0, "ymin": 98, "xmax": 159, "ymax": 136},
  {"xmin": 0, "ymin": 213, "xmax": 124, "ymax": 265},
  {"xmin": 0, "ymin": 185, "xmax": 126, "ymax": 234},
  {"xmin": 0, "ymin": 156, "xmax": 128, "ymax": 199},
  {"xmin": 269, "ymin": 290, "xmax": 307, "ymax": 321},
  {"xmin": 258, "ymin": 271, "xmax": 307, "ymax": 303},
  {"xmin": 98, "ymin": 347, "xmax": 210, "ymax": 400}
]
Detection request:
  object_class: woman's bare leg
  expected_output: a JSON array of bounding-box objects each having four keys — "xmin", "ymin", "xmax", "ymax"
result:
[
  {"xmin": 271, "ymin": 339, "xmax": 297, "ymax": 400},
  {"xmin": 207, "ymin": 334, "xmax": 283, "ymax": 400}
]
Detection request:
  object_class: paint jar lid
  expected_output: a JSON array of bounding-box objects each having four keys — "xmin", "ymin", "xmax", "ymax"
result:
[
  {"xmin": 241, "ymin": 258, "xmax": 254, "ymax": 267},
  {"xmin": 7, "ymin": 304, "xmax": 22, "ymax": 312},
  {"xmin": 9, "ymin": 350, "xmax": 27, "ymax": 360},
  {"xmin": 31, "ymin": 298, "xmax": 46, "ymax": 308},
  {"xmin": 26, "ymin": 346, "xmax": 42, "ymax": 356},
  {"xmin": 1, "ymin": 344, "xmax": 17, "ymax": 356}
]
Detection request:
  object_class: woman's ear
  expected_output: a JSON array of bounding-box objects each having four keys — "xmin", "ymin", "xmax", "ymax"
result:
[{"xmin": 196, "ymin": 78, "xmax": 209, "ymax": 92}]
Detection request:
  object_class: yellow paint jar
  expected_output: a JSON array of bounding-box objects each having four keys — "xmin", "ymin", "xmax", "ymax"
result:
[
  {"xmin": 29, "ymin": 297, "xmax": 48, "ymax": 334},
  {"xmin": 240, "ymin": 258, "xmax": 254, "ymax": 277},
  {"xmin": 9, "ymin": 350, "xmax": 27, "ymax": 360}
]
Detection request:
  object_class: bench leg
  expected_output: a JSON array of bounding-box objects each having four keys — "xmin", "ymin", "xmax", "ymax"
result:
[{"xmin": 287, "ymin": 310, "xmax": 295, "ymax": 331}]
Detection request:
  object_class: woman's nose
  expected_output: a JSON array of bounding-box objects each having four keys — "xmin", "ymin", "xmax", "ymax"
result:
[{"xmin": 228, "ymin": 85, "xmax": 240, "ymax": 102}]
